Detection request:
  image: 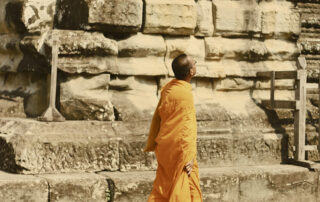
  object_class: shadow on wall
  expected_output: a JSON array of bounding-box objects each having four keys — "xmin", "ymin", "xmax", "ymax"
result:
[
  {"xmin": 54, "ymin": 0, "xmax": 89, "ymax": 30},
  {"xmin": 249, "ymin": 80, "xmax": 289, "ymax": 163}
]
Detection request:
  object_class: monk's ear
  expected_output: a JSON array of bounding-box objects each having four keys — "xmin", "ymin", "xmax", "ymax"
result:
[{"xmin": 189, "ymin": 69, "xmax": 194, "ymax": 76}]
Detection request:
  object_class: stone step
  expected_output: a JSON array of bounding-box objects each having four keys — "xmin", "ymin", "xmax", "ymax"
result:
[
  {"xmin": 98, "ymin": 164, "xmax": 320, "ymax": 202},
  {"xmin": 0, "ymin": 165, "xmax": 318, "ymax": 202},
  {"xmin": 0, "ymin": 118, "xmax": 286, "ymax": 174}
]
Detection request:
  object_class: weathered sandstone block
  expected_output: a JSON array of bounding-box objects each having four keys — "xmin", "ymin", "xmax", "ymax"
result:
[
  {"xmin": 117, "ymin": 57, "xmax": 167, "ymax": 76},
  {"xmin": 99, "ymin": 165, "xmax": 318, "ymax": 202},
  {"xmin": 0, "ymin": 172, "xmax": 48, "ymax": 202},
  {"xmin": 22, "ymin": 0, "xmax": 55, "ymax": 33},
  {"xmin": 58, "ymin": 56, "xmax": 118, "ymax": 74},
  {"xmin": 205, "ymin": 37, "xmax": 268, "ymax": 61},
  {"xmin": 144, "ymin": 0, "xmax": 197, "ymax": 35},
  {"xmin": 195, "ymin": 0, "xmax": 214, "ymax": 36},
  {"xmin": 205, "ymin": 37, "xmax": 299, "ymax": 61},
  {"xmin": 60, "ymin": 74, "xmax": 114, "ymax": 121},
  {"xmin": 110, "ymin": 76, "xmax": 158, "ymax": 121},
  {"xmin": 0, "ymin": 34, "xmax": 23, "ymax": 72},
  {"xmin": 56, "ymin": 0, "xmax": 143, "ymax": 33},
  {"xmin": 0, "ymin": 0, "xmax": 55, "ymax": 34},
  {"xmin": 212, "ymin": 0, "xmax": 261, "ymax": 33},
  {"xmin": 265, "ymin": 39, "xmax": 300, "ymax": 60},
  {"xmin": 261, "ymin": 1, "xmax": 300, "ymax": 37},
  {"xmin": 301, "ymin": 13, "xmax": 320, "ymax": 28},
  {"xmin": 216, "ymin": 78, "xmax": 254, "ymax": 91},
  {"xmin": 0, "ymin": 72, "xmax": 48, "ymax": 117},
  {"xmin": 87, "ymin": 0, "xmax": 143, "ymax": 32},
  {"xmin": 299, "ymin": 39, "xmax": 320, "ymax": 55},
  {"xmin": 57, "ymin": 30, "xmax": 118, "ymax": 56},
  {"xmin": 118, "ymin": 33, "xmax": 166, "ymax": 57},
  {"xmin": 0, "ymin": 119, "xmax": 119, "ymax": 174},
  {"xmin": 222, "ymin": 60, "xmax": 296, "ymax": 77},
  {"xmin": 111, "ymin": 122, "xmax": 157, "ymax": 171},
  {"xmin": 40, "ymin": 173, "xmax": 109, "ymax": 202}
]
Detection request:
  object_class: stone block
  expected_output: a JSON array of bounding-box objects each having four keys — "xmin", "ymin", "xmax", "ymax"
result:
[
  {"xmin": 0, "ymin": 34, "xmax": 23, "ymax": 72},
  {"xmin": 238, "ymin": 166, "xmax": 318, "ymax": 202},
  {"xmin": 99, "ymin": 171, "xmax": 154, "ymax": 202},
  {"xmin": 212, "ymin": 0, "xmax": 261, "ymax": 33},
  {"xmin": 299, "ymin": 39, "xmax": 320, "ymax": 55},
  {"xmin": 261, "ymin": 1, "xmax": 300, "ymax": 37},
  {"xmin": 0, "ymin": 119, "xmax": 119, "ymax": 174},
  {"xmin": 301, "ymin": 13, "xmax": 320, "ymax": 28},
  {"xmin": 25, "ymin": 30, "xmax": 118, "ymax": 74},
  {"xmin": 0, "ymin": 72, "xmax": 48, "ymax": 117},
  {"xmin": 40, "ymin": 173, "xmax": 109, "ymax": 202},
  {"xmin": 197, "ymin": 135, "xmax": 233, "ymax": 167},
  {"xmin": 144, "ymin": 0, "xmax": 197, "ymax": 35},
  {"xmin": 0, "ymin": 97, "xmax": 26, "ymax": 118},
  {"xmin": 0, "ymin": 0, "xmax": 55, "ymax": 34},
  {"xmin": 233, "ymin": 133, "xmax": 282, "ymax": 166},
  {"xmin": 117, "ymin": 57, "xmax": 168, "ymax": 76},
  {"xmin": 111, "ymin": 121, "xmax": 157, "ymax": 172},
  {"xmin": 58, "ymin": 56, "xmax": 118, "ymax": 74},
  {"xmin": 255, "ymin": 79, "xmax": 295, "ymax": 90},
  {"xmin": 0, "ymin": 172, "xmax": 48, "ymax": 202},
  {"xmin": 205, "ymin": 38, "xmax": 298, "ymax": 61},
  {"xmin": 110, "ymin": 76, "xmax": 158, "ymax": 121},
  {"xmin": 223, "ymin": 60, "xmax": 296, "ymax": 77},
  {"xmin": 118, "ymin": 33, "xmax": 166, "ymax": 57},
  {"xmin": 22, "ymin": 0, "xmax": 56, "ymax": 33},
  {"xmin": 87, "ymin": 0, "xmax": 143, "ymax": 32},
  {"xmin": 196, "ymin": 61, "xmax": 225, "ymax": 78},
  {"xmin": 98, "ymin": 165, "xmax": 318, "ymax": 202},
  {"xmin": 195, "ymin": 1, "xmax": 214, "ymax": 36},
  {"xmin": 252, "ymin": 89, "xmax": 295, "ymax": 102},
  {"xmin": 265, "ymin": 39, "xmax": 300, "ymax": 60},
  {"xmin": 205, "ymin": 37, "xmax": 268, "ymax": 61},
  {"xmin": 60, "ymin": 74, "xmax": 114, "ymax": 121},
  {"xmin": 56, "ymin": 30, "xmax": 118, "ymax": 56},
  {"xmin": 55, "ymin": 0, "xmax": 142, "ymax": 33},
  {"xmin": 216, "ymin": 78, "xmax": 254, "ymax": 91}
]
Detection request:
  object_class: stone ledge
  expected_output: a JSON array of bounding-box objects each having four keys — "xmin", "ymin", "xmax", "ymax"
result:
[
  {"xmin": 98, "ymin": 164, "xmax": 319, "ymax": 202},
  {"xmin": 0, "ymin": 119, "xmax": 119, "ymax": 174},
  {"xmin": 0, "ymin": 118, "xmax": 286, "ymax": 174},
  {"xmin": 0, "ymin": 171, "xmax": 48, "ymax": 202},
  {"xmin": 38, "ymin": 173, "xmax": 109, "ymax": 202}
]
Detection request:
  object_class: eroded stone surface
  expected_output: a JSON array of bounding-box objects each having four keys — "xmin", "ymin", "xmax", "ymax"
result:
[
  {"xmin": 0, "ymin": 172, "xmax": 48, "ymax": 202},
  {"xmin": 118, "ymin": 33, "xmax": 166, "ymax": 57},
  {"xmin": 40, "ymin": 173, "xmax": 109, "ymax": 202},
  {"xmin": 0, "ymin": 0, "xmax": 55, "ymax": 34},
  {"xmin": 212, "ymin": 0, "xmax": 261, "ymax": 34},
  {"xmin": 55, "ymin": 0, "xmax": 143, "ymax": 33},
  {"xmin": 99, "ymin": 165, "xmax": 319, "ymax": 202},
  {"xmin": 144, "ymin": 0, "xmax": 197, "ymax": 35},
  {"xmin": 195, "ymin": 1, "xmax": 214, "ymax": 37},
  {"xmin": 0, "ymin": 119, "xmax": 119, "ymax": 174},
  {"xmin": 60, "ymin": 74, "xmax": 114, "ymax": 121},
  {"xmin": 0, "ymin": 72, "xmax": 48, "ymax": 117},
  {"xmin": 261, "ymin": 1, "xmax": 300, "ymax": 37},
  {"xmin": 87, "ymin": 0, "xmax": 143, "ymax": 32},
  {"xmin": 110, "ymin": 76, "xmax": 158, "ymax": 121}
]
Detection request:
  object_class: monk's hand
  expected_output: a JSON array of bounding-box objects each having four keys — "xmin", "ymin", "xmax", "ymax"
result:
[{"xmin": 185, "ymin": 159, "xmax": 194, "ymax": 176}]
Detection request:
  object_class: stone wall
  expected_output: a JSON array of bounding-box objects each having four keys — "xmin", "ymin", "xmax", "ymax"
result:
[{"xmin": 0, "ymin": 0, "xmax": 303, "ymax": 126}]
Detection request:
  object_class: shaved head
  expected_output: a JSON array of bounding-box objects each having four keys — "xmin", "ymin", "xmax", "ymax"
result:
[{"xmin": 171, "ymin": 54, "xmax": 192, "ymax": 80}]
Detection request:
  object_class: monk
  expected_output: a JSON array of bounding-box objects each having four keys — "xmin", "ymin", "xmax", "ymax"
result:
[{"xmin": 144, "ymin": 54, "xmax": 202, "ymax": 202}]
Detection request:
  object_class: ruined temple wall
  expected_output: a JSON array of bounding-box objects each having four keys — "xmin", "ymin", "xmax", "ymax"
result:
[{"xmin": 0, "ymin": 0, "xmax": 303, "ymax": 132}]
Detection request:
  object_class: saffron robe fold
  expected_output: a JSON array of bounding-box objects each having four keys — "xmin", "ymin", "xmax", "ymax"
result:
[{"xmin": 144, "ymin": 79, "xmax": 202, "ymax": 202}]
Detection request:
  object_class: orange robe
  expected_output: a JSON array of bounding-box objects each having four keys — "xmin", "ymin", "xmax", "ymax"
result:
[{"xmin": 144, "ymin": 79, "xmax": 202, "ymax": 202}]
